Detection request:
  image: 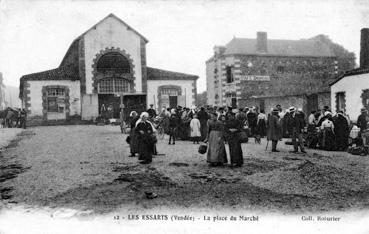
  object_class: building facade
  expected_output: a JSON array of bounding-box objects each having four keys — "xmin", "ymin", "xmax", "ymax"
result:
[
  {"xmin": 19, "ymin": 14, "xmax": 198, "ymax": 123},
  {"xmin": 330, "ymin": 28, "xmax": 369, "ymax": 122},
  {"xmin": 206, "ymin": 32, "xmax": 355, "ymax": 113}
]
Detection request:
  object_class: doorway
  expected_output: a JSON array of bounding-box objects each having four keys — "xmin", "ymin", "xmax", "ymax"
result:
[
  {"xmin": 169, "ymin": 96, "xmax": 178, "ymax": 108},
  {"xmin": 98, "ymin": 94, "xmax": 121, "ymax": 118},
  {"xmin": 231, "ymin": 98, "xmax": 237, "ymax": 108},
  {"xmin": 307, "ymin": 94, "xmax": 318, "ymax": 114}
]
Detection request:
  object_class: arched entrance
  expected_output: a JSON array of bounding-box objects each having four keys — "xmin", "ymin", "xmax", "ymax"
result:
[{"xmin": 92, "ymin": 48, "xmax": 146, "ymax": 120}]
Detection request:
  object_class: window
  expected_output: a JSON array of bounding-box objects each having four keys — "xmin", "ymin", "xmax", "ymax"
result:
[
  {"xmin": 361, "ymin": 89, "xmax": 369, "ymax": 111},
  {"xmin": 47, "ymin": 88, "xmax": 65, "ymax": 97},
  {"xmin": 98, "ymin": 78, "xmax": 130, "ymax": 93},
  {"xmin": 335, "ymin": 92, "xmax": 346, "ymax": 112},
  {"xmin": 115, "ymin": 79, "xmax": 130, "ymax": 92},
  {"xmin": 96, "ymin": 52, "xmax": 130, "ymax": 74},
  {"xmin": 47, "ymin": 88, "xmax": 65, "ymax": 112},
  {"xmin": 277, "ymin": 66, "xmax": 285, "ymax": 73},
  {"xmin": 226, "ymin": 66, "xmax": 234, "ymax": 83},
  {"xmin": 160, "ymin": 88, "xmax": 179, "ymax": 96},
  {"xmin": 225, "ymin": 92, "xmax": 236, "ymax": 98}
]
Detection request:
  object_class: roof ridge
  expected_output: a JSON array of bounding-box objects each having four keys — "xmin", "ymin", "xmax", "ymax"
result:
[
  {"xmin": 147, "ymin": 67, "xmax": 198, "ymax": 77},
  {"xmin": 77, "ymin": 13, "xmax": 149, "ymax": 43}
]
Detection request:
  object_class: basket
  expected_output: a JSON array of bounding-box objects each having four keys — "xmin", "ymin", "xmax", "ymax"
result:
[{"xmin": 198, "ymin": 144, "xmax": 208, "ymax": 154}]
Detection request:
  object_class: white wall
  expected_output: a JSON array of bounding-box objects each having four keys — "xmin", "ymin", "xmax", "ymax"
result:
[
  {"xmin": 147, "ymin": 80, "xmax": 195, "ymax": 109},
  {"xmin": 81, "ymin": 94, "xmax": 99, "ymax": 120},
  {"xmin": 331, "ymin": 73, "xmax": 369, "ymax": 121},
  {"xmin": 27, "ymin": 80, "xmax": 81, "ymax": 117},
  {"xmin": 84, "ymin": 16, "xmax": 143, "ymax": 94}
]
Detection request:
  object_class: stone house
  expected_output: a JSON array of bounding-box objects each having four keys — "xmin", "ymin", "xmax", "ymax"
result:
[
  {"xmin": 19, "ymin": 14, "xmax": 198, "ymax": 123},
  {"xmin": 206, "ymin": 32, "xmax": 355, "ymax": 114}
]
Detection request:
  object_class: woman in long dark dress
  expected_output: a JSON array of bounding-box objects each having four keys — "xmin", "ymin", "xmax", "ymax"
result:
[
  {"xmin": 129, "ymin": 111, "xmax": 140, "ymax": 157},
  {"xmin": 205, "ymin": 112, "xmax": 227, "ymax": 167},
  {"xmin": 256, "ymin": 110, "xmax": 267, "ymax": 137},
  {"xmin": 135, "ymin": 112, "xmax": 154, "ymax": 164},
  {"xmin": 225, "ymin": 112, "xmax": 243, "ymax": 167},
  {"xmin": 320, "ymin": 112, "xmax": 335, "ymax": 151}
]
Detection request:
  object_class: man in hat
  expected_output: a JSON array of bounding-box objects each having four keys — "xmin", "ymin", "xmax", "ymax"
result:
[
  {"xmin": 236, "ymin": 107, "xmax": 247, "ymax": 123},
  {"xmin": 289, "ymin": 107, "xmax": 307, "ymax": 153},
  {"xmin": 147, "ymin": 104, "xmax": 157, "ymax": 119},
  {"xmin": 357, "ymin": 108, "xmax": 368, "ymax": 133},
  {"xmin": 267, "ymin": 108, "xmax": 282, "ymax": 152}
]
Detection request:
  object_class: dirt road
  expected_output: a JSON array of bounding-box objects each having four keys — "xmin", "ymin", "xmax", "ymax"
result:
[{"xmin": 0, "ymin": 125, "xmax": 368, "ymax": 214}]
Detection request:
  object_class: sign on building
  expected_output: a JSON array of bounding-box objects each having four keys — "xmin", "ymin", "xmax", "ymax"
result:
[{"xmin": 241, "ymin": 75, "xmax": 270, "ymax": 81}]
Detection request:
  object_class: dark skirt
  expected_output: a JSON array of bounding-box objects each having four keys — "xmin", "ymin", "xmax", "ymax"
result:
[
  {"xmin": 256, "ymin": 120, "xmax": 266, "ymax": 137},
  {"xmin": 322, "ymin": 128, "xmax": 335, "ymax": 151},
  {"xmin": 137, "ymin": 134, "xmax": 153, "ymax": 162},
  {"xmin": 200, "ymin": 121, "xmax": 208, "ymax": 141},
  {"xmin": 130, "ymin": 127, "xmax": 139, "ymax": 154},
  {"xmin": 228, "ymin": 133, "xmax": 243, "ymax": 165}
]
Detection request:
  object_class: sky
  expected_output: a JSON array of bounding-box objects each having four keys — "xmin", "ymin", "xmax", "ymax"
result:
[{"xmin": 0, "ymin": 0, "xmax": 369, "ymax": 93}]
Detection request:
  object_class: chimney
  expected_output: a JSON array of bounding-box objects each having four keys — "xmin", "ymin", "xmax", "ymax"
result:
[
  {"xmin": 257, "ymin": 31, "xmax": 268, "ymax": 53},
  {"xmin": 360, "ymin": 28, "xmax": 369, "ymax": 68},
  {"xmin": 213, "ymin": 46, "xmax": 226, "ymax": 56}
]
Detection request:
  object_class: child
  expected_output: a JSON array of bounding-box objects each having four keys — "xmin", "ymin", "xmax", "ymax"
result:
[{"xmin": 190, "ymin": 114, "xmax": 201, "ymax": 144}]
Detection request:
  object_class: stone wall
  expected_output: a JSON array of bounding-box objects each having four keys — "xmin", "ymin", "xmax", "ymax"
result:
[{"xmin": 236, "ymin": 55, "xmax": 337, "ymax": 99}]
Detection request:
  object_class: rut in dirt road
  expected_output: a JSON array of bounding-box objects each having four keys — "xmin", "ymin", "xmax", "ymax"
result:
[{"xmin": 0, "ymin": 130, "xmax": 34, "ymax": 201}]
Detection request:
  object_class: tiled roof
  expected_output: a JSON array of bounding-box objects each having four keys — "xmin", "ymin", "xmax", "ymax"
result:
[
  {"xmin": 147, "ymin": 67, "xmax": 198, "ymax": 80},
  {"xmin": 20, "ymin": 65, "xmax": 79, "ymax": 82},
  {"xmin": 329, "ymin": 67, "xmax": 369, "ymax": 86},
  {"xmin": 224, "ymin": 37, "xmax": 335, "ymax": 57},
  {"xmin": 19, "ymin": 65, "xmax": 79, "ymax": 98}
]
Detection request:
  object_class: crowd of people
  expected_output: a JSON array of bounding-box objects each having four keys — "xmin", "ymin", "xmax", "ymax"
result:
[{"xmin": 126, "ymin": 103, "xmax": 369, "ymax": 166}]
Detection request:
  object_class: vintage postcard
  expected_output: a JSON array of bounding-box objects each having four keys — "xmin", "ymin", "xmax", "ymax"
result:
[{"xmin": 0, "ymin": 0, "xmax": 368, "ymax": 233}]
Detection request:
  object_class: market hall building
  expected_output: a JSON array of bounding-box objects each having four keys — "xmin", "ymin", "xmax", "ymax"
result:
[
  {"xmin": 206, "ymin": 32, "xmax": 355, "ymax": 113},
  {"xmin": 19, "ymin": 14, "xmax": 198, "ymax": 123}
]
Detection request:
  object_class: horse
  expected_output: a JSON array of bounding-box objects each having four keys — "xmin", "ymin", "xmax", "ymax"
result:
[{"xmin": 0, "ymin": 107, "xmax": 20, "ymax": 128}]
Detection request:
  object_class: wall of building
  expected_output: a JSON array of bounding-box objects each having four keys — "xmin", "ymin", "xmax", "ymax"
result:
[
  {"xmin": 27, "ymin": 80, "xmax": 81, "ymax": 117},
  {"xmin": 236, "ymin": 55, "xmax": 336, "ymax": 99},
  {"xmin": 318, "ymin": 92, "xmax": 331, "ymax": 110},
  {"xmin": 147, "ymin": 80, "xmax": 195, "ymax": 110},
  {"xmin": 331, "ymin": 73, "xmax": 369, "ymax": 121},
  {"xmin": 84, "ymin": 16, "xmax": 143, "ymax": 94},
  {"xmin": 206, "ymin": 58, "xmax": 224, "ymax": 106},
  {"xmin": 206, "ymin": 59, "xmax": 216, "ymax": 106},
  {"xmin": 81, "ymin": 94, "xmax": 99, "ymax": 120},
  {"xmin": 206, "ymin": 53, "xmax": 337, "ymax": 108}
]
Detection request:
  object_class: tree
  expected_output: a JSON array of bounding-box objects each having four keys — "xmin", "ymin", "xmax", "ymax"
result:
[
  {"xmin": 0, "ymin": 72, "xmax": 5, "ymax": 110},
  {"xmin": 196, "ymin": 91, "xmax": 207, "ymax": 107}
]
